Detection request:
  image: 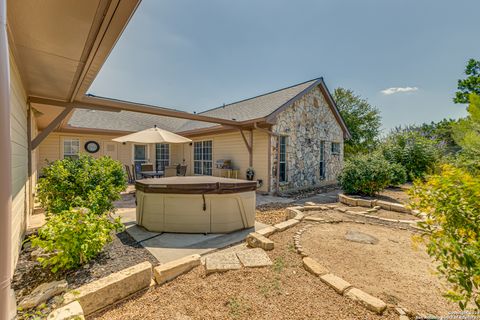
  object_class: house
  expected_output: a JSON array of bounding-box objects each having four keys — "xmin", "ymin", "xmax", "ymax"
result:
[
  {"xmin": 0, "ymin": 0, "xmax": 349, "ymax": 317},
  {"xmin": 38, "ymin": 78, "xmax": 350, "ymax": 194}
]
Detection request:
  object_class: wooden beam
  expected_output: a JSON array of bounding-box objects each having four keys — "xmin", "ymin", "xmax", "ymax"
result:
[
  {"xmin": 31, "ymin": 106, "xmax": 74, "ymax": 150},
  {"xmin": 238, "ymin": 129, "xmax": 253, "ymax": 167}
]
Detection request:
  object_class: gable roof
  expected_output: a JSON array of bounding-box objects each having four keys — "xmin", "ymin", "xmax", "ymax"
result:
[{"xmin": 67, "ymin": 78, "xmax": 351, "ymax": 138}]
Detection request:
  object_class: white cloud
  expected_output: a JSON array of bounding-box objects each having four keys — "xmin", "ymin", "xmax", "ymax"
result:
[{"xmin": 381, "ymin": 86, "xmax": 419, "ymax": 95}]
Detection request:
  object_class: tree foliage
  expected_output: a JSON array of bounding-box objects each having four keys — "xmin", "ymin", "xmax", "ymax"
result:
[
  {"xmin": 454, "ymin": 59, "xmax": 480, "ymax": 104},
  {"xmin": 380, "ymin": 130, "xmax": 438, "ymax": 181},
  {"xmin": 410, "ymin": 165, "xmax": 480, "ymax": 309},
  {"xmin": 37, "ymin": 155, "xmax": 127, "ymax": 215},
  {"xmin": 453, "ymin": 94, "xmax": 480, "ymax": 174},
  {"xmin": 333, "ymin": 88, "xmax": 381, "ymax": 157}
]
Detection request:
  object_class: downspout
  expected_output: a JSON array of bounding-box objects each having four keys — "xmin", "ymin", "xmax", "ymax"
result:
[{"xmin": 0, "ymin": 0, "xmax": 13, "ymax": 319}]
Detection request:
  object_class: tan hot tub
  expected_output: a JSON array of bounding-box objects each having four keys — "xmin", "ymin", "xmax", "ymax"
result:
[{"xmin": 135, "ymin": 176, "xmax": 257, "ymax": 233}]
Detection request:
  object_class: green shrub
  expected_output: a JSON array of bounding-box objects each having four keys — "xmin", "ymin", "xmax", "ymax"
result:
[
  {"xmin": 381, "ymin": 130, "xmax": 438, "ymax": 181},
  {"xmin": 30, "ymin": 208, "xmax": 124, "ymax": 272},
  {"xmin": 37, "ymin": 155, "xmax": 127, "ymax": 215},
  {"xmin": 410, "ymin": 165, "xmax": 480, "ymax": 309},
  {"xmin": 338, "ymin": 154, "xmax": 393, "ymax": 196},
  {"xmin": 387, "ymin": 162, "xmax": 407, "ymax": 186}
]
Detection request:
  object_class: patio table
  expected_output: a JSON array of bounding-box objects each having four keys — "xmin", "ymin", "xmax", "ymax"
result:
[{"xmin": 140, "ymin": 170, "xmax": 164, "ymax": 178}]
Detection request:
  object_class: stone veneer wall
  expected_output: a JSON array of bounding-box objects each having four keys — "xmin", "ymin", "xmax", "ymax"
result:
[{"xmin": 270, "ymin": 85, "xmax": 344, "ymax": 193}]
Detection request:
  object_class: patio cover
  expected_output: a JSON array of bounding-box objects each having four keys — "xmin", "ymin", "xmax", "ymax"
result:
[{"xmin": 112, "ymin": 126, "xmax": 192, "ymax": 144}]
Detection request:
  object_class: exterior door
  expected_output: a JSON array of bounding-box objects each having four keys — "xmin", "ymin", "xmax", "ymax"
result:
[
  {"xmin": 134, "ymin": 144, "xmax": 147, "ymax": 179},
  {"xmin": 104, "ymin": 142, "xmax": 118, "ymax": 160}
]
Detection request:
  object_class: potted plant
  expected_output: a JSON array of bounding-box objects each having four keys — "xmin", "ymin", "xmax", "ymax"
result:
[{"xmin": 246, "ymin": 167, "xmax": 255, "ymax": 181}]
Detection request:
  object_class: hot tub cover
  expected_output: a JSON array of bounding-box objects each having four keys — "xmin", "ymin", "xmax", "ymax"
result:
[{"xmin": 135, "ymin": 176, "xmax": 257, "ymax": 194}]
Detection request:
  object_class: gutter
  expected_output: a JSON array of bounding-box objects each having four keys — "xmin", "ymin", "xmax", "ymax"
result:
[{"xmin": 0, "ymin": 0, "xmax": 13, "ymax": 318}]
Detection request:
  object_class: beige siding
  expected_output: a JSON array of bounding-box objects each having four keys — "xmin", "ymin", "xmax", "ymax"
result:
[
  {"xmin": 9, "ymin": 52, "xmax": 28, "ymax": 269},
  {"xmin": 38, "ymin": 130, "xmax": 270, "ymax": 192},
  {"xmin": 186, "ymin": 130, "xmax": 269, "ymax": 192}
]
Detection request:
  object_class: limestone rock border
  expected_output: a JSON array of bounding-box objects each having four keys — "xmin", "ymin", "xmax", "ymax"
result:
[
  {"xmin": 293, "ymin": 203, "xmax": 421, "ymax": 318},
  {"xmin": 338, "ymin": 193, "xmax": 426, "ymax": 217},
  {"xmin": 63, "ymin": 261, "xmax": 153, "ymax": 315}
]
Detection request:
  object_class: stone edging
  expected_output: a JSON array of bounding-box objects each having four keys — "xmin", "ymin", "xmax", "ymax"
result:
[
  {"xmin": 339, "ymin": 194, "xmax": 426, "ymax": 219},
  {"xmin": 292, "ymin": 203, "xmax": 419, "ymax": 319}
]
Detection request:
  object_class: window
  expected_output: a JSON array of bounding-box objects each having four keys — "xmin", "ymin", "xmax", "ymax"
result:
[
  {"xmin": 133, "ymin": 144, "xmax": 147, "ymax": 179},
  {"xmin": 279, "ymin": 136, "xmax": 287, "ymax": 182},
  {"xmin": 319, "ymin": 140, "xmax": 326, "ymax": 179},
  {"xmin": 63, "ymin": 138, "xmax": 80, "ymax": 159},
  {"xmin": 193, "ymin": 140, "xmax": 212, "ymax": 175},
  {"xmin": 331, "ymin": 142, "xmax": 340, "ymax": 155},
  {"xmin": 155, "ymin": 143, "xmax": 170, "ymax": 171}
]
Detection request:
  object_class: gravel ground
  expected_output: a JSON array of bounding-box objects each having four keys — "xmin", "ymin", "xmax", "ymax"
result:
[
  {"xmin": 301, "ymin": 221, "xmax": 459, "ymax": 316},
  {"xmin": 91, "ymin": 224, "xmax": 398, "ymax": 320},
  {"xmin": 13, "ymin": 231, "xmax": 158, "ymax": 319},
  {"xmin": 255, "ymin": 203, "xmax": 290, "ymax": 225}
]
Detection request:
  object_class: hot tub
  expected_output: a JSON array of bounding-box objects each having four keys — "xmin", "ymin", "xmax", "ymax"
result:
[{"xmin": 135, "ymin": 176, "xmax": 257, "ymax": 233}]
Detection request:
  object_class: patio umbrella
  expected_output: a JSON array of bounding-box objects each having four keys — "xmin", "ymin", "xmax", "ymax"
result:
[{"xmin": 112, "ymin": 125, "xmax": 192, "ymax": 144}]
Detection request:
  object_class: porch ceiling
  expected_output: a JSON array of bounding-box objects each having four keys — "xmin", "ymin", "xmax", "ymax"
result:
[{"xmin": 7, "ymin": 0, "xmax": 141, "ymax": 102}]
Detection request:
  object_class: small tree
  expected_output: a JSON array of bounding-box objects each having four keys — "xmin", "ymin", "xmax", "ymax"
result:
[
  {"xmin": 37, "ymin": 155, "xmax": 127, "ymax": 215},
  {"xmin": 453, "ymin": 94, "xmax": 480, "ymax": 174},
  {"xmin": 454, "ymin": 59, "xmax": 480, "ymax": 104},
  {"xmin": 333, "ymin": 88, "xmax": 382, "ymax": 157},
  {"xmin": 410, "ymin": 165, "xmax": 480, "ymax": 309},
  {"xmin": 381, "ymin": 130, "xmax": 438, "ymax": 181}
]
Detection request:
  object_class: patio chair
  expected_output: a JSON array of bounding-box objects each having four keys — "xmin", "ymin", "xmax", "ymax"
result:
[
  {"xmin": 141, "ymin": 164, "xmax": 154, "ymax": 172},
  {"xmin": 177, "ymin": 165, "xmax": 187, "ymax": 176},
  {"xmin": 125, "ymin": 165, "xmax": 134, "ymax": 183}
]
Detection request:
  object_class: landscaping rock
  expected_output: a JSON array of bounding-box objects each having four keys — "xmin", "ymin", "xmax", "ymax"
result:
[
  {"xmin": 344, "ymin": 288, "xmax": 387, "ymax": 314},
  {"xmin": 205, "ymin": 252, "xmax": 241, "ymax": 274},
  {"xmin": 274, "ymin": 219, "xmax": 300, "ymax": 231},
  {"xmin": 293, "ymin": 212, "xmax": 305, "ymax": 221},
  {"xmin": 303, "ymin": 205, "xmax": 324, "ymax": 211},
  {"xmin": 366, "ymin": 208, "xmax": 377, "ymax": 213},
  {"xmin": 154, "ymin": 254, "xmax": 200, "ymax": 285},
  {"xmin": 246, "ymin": 232, "xmax": 274, "ymax": 250},
  {"xmin": 376, "ymin": 200, "xmax": 391, "ymax": 211},
  {"xmin": 356, "ymin": 198, "xmax": 373, "ymax": 207},
  {"xmin": 345, "ymin": 230, "xmax": 379, "ymax": 245},
  {"xmin": 47, "ymin": 301, "xmax": 84, "ymax": 320},
  {"xmin": 303, "ymin": 257, "xmax": 329, "ymax": 276},
  {"xmin": 256, "ymin": 225, "xmax": 277, "ymax": 237},
  {"xmin": 19, "ymin": 280, "xmax": 68, "ymax": 309},
  {"xmin": 236, "ymin": 248, "xmax": 273, "ymax": 268},
  {"xmin": 320, "ymin": 273, "xmax": 352, "ymax": 294},
  {"xmin": 390, "ymin": 203, "xmax": 409, "ymax": 213},
  {"xmin": 304, "ymin": 201, "xmax": 316, "ymax": 206},
  {"xmin": 63, "ymin": 261, "xmax": 152, "ymax": 315},
  {"xmin": 304, "ymin": 216, "xmax": 326, "ymax": 223}
]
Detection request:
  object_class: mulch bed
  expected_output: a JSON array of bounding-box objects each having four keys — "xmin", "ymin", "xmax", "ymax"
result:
[{"xmin": 13, "ymin": 231, "xmax": 158, "ymax": 319}]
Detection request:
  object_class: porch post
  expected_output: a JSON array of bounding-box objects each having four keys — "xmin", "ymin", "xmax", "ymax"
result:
[{"xmin": 0, "ymin": 0, "xmax": 13, "ymax": 318}]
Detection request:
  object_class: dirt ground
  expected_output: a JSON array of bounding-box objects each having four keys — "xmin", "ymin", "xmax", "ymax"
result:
[
  {"xmin": 376, "ymin": 186, "xmax": 411, "ymax": 204},
  {"xmin": 91, "ymin": 224, "xmax": 399, "ymax": 320},
  {"xmin": 301, "ymin": 221, "xmax": 459, "ymax": 316}
]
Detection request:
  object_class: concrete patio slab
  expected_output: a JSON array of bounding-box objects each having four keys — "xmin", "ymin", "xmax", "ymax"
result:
[{"xmin": 138, "ymin": 222, "xmax": 269, "ymax": 264}]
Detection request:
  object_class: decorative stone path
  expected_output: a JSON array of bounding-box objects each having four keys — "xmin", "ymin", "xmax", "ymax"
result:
[
  {"xmin": 204, "ymin": 248, "xmax": 273, "ymax": 274},
  {"xmin": 236, "ymin": 248, "xmax": 273, "ymax": 268},
  {"xmin": 205, "ymin": 252, "xmax": 242, "ymax": 274}
]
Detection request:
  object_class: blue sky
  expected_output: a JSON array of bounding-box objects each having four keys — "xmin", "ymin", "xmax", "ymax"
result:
[{"xmin": 90, "ymin": 0, "xmax": 479, "ymax": 132}]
